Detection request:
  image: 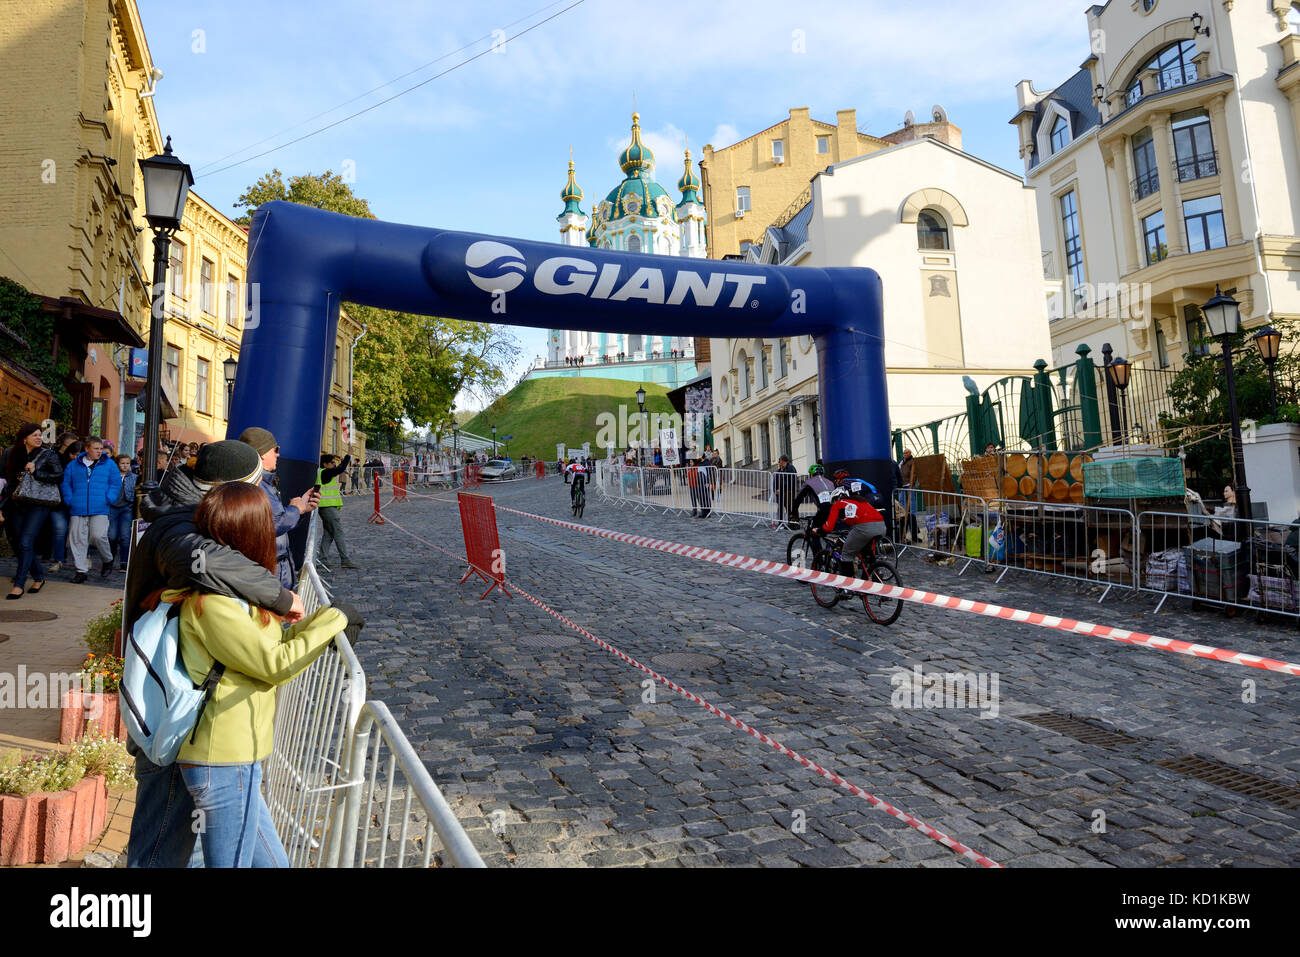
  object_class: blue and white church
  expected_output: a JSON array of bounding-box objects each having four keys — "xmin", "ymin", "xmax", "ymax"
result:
[{"xmin": 542, "ymin": 113, "xmax": 707, "ymax": 380}]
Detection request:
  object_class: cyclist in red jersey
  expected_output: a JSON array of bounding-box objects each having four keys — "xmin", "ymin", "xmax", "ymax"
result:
[{"xmin": 812, "ymin": 483, "xmax": 887, "ymax": 574}]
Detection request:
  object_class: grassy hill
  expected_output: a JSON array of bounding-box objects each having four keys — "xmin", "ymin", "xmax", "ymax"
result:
[{"xmin": 462, "ymin": 376, "xmax": 677, "ymax": 459}]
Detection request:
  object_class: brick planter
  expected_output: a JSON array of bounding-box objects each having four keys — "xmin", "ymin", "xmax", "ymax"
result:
[
  {"xmin": 59, "ymin": 690, "xmax": 128, "ymax": 745},
  {"xmin": 0, "ymin": 774, "xmax": 108, "ymax": 865}
]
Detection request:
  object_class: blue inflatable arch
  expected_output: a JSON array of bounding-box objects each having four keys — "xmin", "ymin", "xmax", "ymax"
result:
[{"xmin": 230, "ymin": 201, "xmax": 891, "ymax": 555}]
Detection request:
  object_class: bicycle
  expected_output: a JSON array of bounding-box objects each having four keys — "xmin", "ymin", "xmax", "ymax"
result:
[
  {"xmin": 808, "ymin": 532, "xmax": 903, "ymax": 625},
  {"xmin": 571, "ymin": 474, "xmax": 586, "ymax": 519}
]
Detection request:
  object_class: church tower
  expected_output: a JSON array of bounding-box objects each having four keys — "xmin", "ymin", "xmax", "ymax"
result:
[
  {"xmin": 677, "ymin": 149, "xmax": 706, "ymax": 258},
  {"xmin": 556, "ymin": 158, "xmax": 588, "ymax": 247}
]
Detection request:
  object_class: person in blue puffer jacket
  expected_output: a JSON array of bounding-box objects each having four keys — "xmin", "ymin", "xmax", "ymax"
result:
[{"xmin": 60, "ymin": 435, "xmax": 122, "ymax": 582}]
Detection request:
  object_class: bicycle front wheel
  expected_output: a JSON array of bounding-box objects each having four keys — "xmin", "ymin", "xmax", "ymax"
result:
[
  {"xmin": 810, "ymin": 550, "xmax": 842, "ymax": 608},
  {"xmin": 860, "ymin": 558, "xmax": 903, "ymax": 625},
  {"xmin": 786, "ymin": 533, "xmax": 814, "ymax": 570}
]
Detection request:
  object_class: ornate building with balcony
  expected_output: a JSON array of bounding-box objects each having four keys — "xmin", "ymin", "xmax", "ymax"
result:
[{"xmin": 1011, "ymin": 0, "xmax": 1300, "ymax": 371}]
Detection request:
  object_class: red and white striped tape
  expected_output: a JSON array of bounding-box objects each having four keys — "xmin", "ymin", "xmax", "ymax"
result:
[
  {"xmin": 373, "ymin": 510, "xmax": 1003, "ymax": 869},
  {"xmin": 490, "ymin": 505, "xmax": 1300, "ymax": 679}
]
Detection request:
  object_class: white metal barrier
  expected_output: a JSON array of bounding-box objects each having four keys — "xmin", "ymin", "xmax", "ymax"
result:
[
  {"xmin": 593, "ymin": 462, "xmax": 791, "ymax": 526},
  {"xmin": 266, "ymin": 513, "xmax": 484, "ymax": 867}
]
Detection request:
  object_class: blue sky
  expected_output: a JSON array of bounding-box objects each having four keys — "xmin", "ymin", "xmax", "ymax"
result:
[{"xmin": 137, "ymin": 0, "xmax": 1092, "ymax": 408}]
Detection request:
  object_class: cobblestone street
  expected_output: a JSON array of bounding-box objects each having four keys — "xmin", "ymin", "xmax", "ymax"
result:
[{"xmin": 326, "ymin": 477, "xmax": 1300, "ymax": 867}]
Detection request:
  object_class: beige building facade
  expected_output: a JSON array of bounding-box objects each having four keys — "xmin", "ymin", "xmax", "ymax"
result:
[
  {"xmin": 0, "ymin": 0, "xmax": 362, "ymax": 461},
  {"xmin": 711, "ymin": 138, "xmax": 1051, "ymax": 474},
  {"xmin": 1011, "ymin": 0, "xmax": 1300, "ymax": 371}
]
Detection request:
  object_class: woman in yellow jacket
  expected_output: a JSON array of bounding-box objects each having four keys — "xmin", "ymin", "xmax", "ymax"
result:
[{"xmin": 159, "ymin": 481, "xmax": 346, "ymax": 868}]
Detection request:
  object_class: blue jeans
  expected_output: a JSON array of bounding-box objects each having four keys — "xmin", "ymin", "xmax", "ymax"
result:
[
  {"xmin": 109, "ymin": 505, "xmax": 132, "ymax": 564},
  {"xmin": 126, "ymin": 752, "xmax": 202, "ymax": 868},
  {"xmin": 180, "ymin": 763, "xmax": 288, "ymax": 868},
  {"xmin": 45, "ymin": 506, "xmax": 68, "ymax": 562},
  {"xmin": 12, "ymin": 505, "xmax": 51, "ymax": 589}
]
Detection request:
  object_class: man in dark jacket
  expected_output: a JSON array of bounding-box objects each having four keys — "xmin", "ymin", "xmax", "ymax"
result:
[
  {"xmin": 126, "ymin": 439, "xmax": 304, "ymax": 869},
  {"xmin": 238, "ymin": 427, "xmax": 319, "ymax": 588},
  {"xmin": 773, "ymin": 455, "xmax": 798, "ymax": 529}
]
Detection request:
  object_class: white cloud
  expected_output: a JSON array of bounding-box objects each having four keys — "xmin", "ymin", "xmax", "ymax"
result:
[{"xmin": 707, "ymin": 124, "xmax": 741, "ymax": 151}]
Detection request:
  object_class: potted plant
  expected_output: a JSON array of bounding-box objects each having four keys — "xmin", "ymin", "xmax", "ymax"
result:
[
  {"xmin": 60, "ymin": 600, "xmax": 127, "ymax": 744},
  {"xmin": 0, "ymin": 732, "xmax": 133, "ymax": 865}
]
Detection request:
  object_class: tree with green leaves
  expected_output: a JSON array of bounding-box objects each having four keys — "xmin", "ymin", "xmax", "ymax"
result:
[
  {"xmin": 232, "ymin": 170, "xmax": 517, "ymax": 447},
  {"xmin": 1160, "ymin": 317, "xmax": 1300, "ymax": 496}
]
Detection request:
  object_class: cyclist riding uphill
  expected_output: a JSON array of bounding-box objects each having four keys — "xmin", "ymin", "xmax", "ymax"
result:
[
  {"xmin": 566, "ymin": 458, "xmax": 588, "ymax": 493},
  {"xmin": 792, "ymin": 464, "xmax": 836, "ymax": 521},
  {"xmin": 811, "ymin": 482, "xmax": 887, "ymax": 575}
]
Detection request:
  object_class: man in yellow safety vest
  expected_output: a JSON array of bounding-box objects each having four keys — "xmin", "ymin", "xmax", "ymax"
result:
[{"xmin": 316, "ymin": 453, "xmax": 357, "ymax": 569}]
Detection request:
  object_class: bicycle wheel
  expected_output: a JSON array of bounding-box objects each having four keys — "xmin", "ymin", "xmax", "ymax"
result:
[
  {"xmin": 810, "ymin": 550, "xmax": 842, "ymax": 608},
  {"xmin": 576, "ymin": 492, "xmax": 585, "ymax": 519},
  {"xmin": 860, "ymin": 558, "xmax": 903, "ymax": 625},
  {"xmin": 786, "ymin": 533, "xmax": 813, "ymax": 570}
]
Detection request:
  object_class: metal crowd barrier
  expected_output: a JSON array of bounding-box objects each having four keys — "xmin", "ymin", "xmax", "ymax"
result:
[
  {"xmin": 893, "ymin": 488, "xmax": 994, "ymax": 575},
  {"xmin": 336, "ymin": 701, "xmax": 486, "ymax": 868},
  {"xmin": 265, "ymin": 513, "xmax": 485, "ymax": 867},
  {"xmin": 987, "ymin": 499, "xmax": 1139, "ymax": 599},
  {"xmin": 593, "ymin": 462, "xmax": 794, "ymax": 527}
]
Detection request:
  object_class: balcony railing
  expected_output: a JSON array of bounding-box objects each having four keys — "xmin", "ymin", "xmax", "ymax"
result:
[
  {"xmin": 1130, "ymin": 168, "xmax": 1160, "ymax": 202},
  {"xmin": 1126, "ymin": 62, "xmax": 1200, "ymax": 107},
  {"xmin": 1175, "ymin": 149, "xmax": 1219, "ymax": 183}
]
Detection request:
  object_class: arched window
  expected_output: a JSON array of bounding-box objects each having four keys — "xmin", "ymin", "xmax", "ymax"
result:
[
  {"xmin": 756, "ymin": 342, "xmax": 768, "ymax": 390},
  {"xmin": 737, "ymin": 349, "xmax": 750, "ymax": 399},
  {"xmin": 917, "ymin": 209, "xmax": 950, "ymax": 250},
  {"xmin": 1290, "ymin": 3, "xmax": 1300, "ymax": 33},
  {"xmin": 1050, "ymin": 115, "xmax": 1070, "ymax": 153},
  {"xmin": 627, "ymin": 233, "xmax": 642, "ymax": 254},
  {"xmin": 1126, "ymin": 39, "xmax": 1198, "ymax": 106}
]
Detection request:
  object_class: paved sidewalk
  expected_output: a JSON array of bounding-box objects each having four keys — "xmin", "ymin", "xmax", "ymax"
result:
[
  {"xmin": 0, "ymin": 562, "xmax": 132, "ymax": 867},
  {"xmin": 333, "ymin": 477, "xmax": 1300, "ymax": 867}
]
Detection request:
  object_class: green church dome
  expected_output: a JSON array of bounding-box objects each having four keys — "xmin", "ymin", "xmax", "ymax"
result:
[{"xmin": 559, "ymin": 159, "xmax": 585, "ymax": 216}]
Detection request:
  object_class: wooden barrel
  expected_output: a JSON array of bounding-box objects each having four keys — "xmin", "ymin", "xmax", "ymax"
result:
[
  {"xmin": 1002, "ymin": 475, "xmax": 1020, "ymax": 499},
  {"xmin": 1025, "ymin": 455, "xmax": 1041, "ymax": 479},
  {"xmin": 1069, "ymin": 453, "xmax": 1092, "ymax": 483},
  {"xmin": 1048, "ymin": 478, "xmax": 1071, "ymax": 501},
  {"xmin": 1048, "ymin": 452, "xmax": 1069, "ymax": 479},
  {"xmin": 1019, "ymin": 475, "xmax": 1037, "ymax": 497},
  {"xmin": 1068, "ymin": 481, "xmax": 1085, "ymax": 503},
  {"xmin": 1005, "ymin": 453, "xmax": 1027, "ymax": 478}
]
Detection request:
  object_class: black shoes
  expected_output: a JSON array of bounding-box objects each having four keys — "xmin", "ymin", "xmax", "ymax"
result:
[
  {"xmin": 72, "ymin": 572, "xmax": 88, "ymax": 584},
  {"xmin": 101, "ymin": 563, "xmax": 113, "ymax": 579}
]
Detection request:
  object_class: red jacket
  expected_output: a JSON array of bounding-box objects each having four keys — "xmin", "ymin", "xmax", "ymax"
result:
[{"xmin": 820, "ymin": 498, "xmax": 883, "ymax": 533}]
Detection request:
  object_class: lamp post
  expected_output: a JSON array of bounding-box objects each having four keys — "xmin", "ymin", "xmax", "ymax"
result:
[
  {"xmin": 1106, "ymin": 356, "xmax": 1131, "ymax": 444},
  {"xmin": 1253, "ymin": 325, "xmax": 1282, "ymax": 416},
  {"xmin": 136, "ymin": 137, "xmax": 193, "ymax": 518},
  {"xmin": 491, "ymin": 423, "xmax": 497, "ymax": 458},
  {"xmin": 636, "ymin": 386, "xmax": 647, "ymax": 467},
  {"xmin": 223, "ymin": 356, "xmax": 238, "ymax": 418},
  {"xmin": 1202, "ymin": 285, "xmax": 1252, "ymax": 525}
]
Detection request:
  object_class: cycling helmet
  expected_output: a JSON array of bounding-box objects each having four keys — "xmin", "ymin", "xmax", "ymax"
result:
[
  {"xmin": 829, "ymin": 486, "xmax": 850, "ymax": 501},
  {"xmin": 832, "ymin": 469, "xmax": 850, "ymax": 483},
  {"xmin": 808, "ymin": 464, "xmax": 825, "ymax": 477}
]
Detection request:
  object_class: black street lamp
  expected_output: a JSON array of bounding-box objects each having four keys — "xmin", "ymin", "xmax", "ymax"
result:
[
  {"xmin": 635, "ymin": 386, "xmax": 647, "ymax": 467},
  {"xmin": 137, "ymin": 136, "xmax": 193, "ymax": 518},
  {"xmin": 491, "ymin": 423, "xmax": 497, "ymax": 457},
  {"xmin": 1106, "ymin": 356, "xmax": 1131, "ymax": 443},
  {"xmin": 223, "ymin": 356, "xmax": 238, "ymax": 414},
  {"xmin": 1202, "ymin": 285, "xmax": 1252, "ymax": 525},
  {"xmin": 1253, "ymin": 325, "xmax": 1283, "ymax": 416}
]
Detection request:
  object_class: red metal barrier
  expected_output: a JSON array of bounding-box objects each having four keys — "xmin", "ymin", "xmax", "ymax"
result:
[
  {"xmin": 368, "ymin": 475, "xmax": 384, "ymax": 524},
  {"xmin": 535, "ymin": 460, "xmax": 545, "ymax": 479},
  {"xmin": 457, "ymin": 492, "xmax": 508, "ymax": 598},
  {"xmin": 393, "ymin": 469, "xmax": 408, "ymax": 501},
  {"xmin": 465, "ymin": 464, "xmax": 483, "ymax": 489}
]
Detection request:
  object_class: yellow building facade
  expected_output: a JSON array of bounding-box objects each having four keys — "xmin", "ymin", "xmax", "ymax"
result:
[
  {"xmin": 700, "ymin": 108, "xmax": 890, "ymax": 259},
  {"xmin": 0, "ymin": 0, "xmax": 363, "ymax": 463}
]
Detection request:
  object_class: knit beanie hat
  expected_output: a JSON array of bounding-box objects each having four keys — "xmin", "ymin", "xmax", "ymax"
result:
[
  {"xmin": 193, "ymin": 440, "xmax": 263, "ymax": 490},
  {"xmin": 238, "ymin": 427, "xmax": 277, "ymax": 456}
]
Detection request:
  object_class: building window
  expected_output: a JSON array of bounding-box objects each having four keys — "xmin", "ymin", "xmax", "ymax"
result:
[
  {"xmin": 627, "ymin": 233, "xmax": 642, "ymax": 253},
  {"xmin": 1155, "ymin": 323, "xmax": 1170, "ymax": 368},
  {"xmin": 742, "ymin": 428, "xmax": 752, "ymax": 464},
  {"xmin": 736, "ymin": 186, "xmax": 751, "ymax": 215},
  {"xmin": 332, "ymin": 417, "xmax": 340, "ymax": 455},
  {"xmin": 1290, "ymin": 3, "xmax": 1300, "ymax": 33},
  {"xmin": 200, "ymin": 258, "xmax": 215, "ymax": 315},
  {"xmin": 756, "ymin": 346, "xmax": 768, "ymax": 391},
  {"xmin": 1183, "ymin": 195, "xmax": 1226, "ymax": 252},
  {"xmin": 1172, "ymin": 111, "xmax": 1217, "ymax": 182},
  {"xmin": 195, "ymin": 357, "xmax": 210, "ymax": 414},
  {"xmin": 168, "ymin": 241, "xmax": 185, "ymax": 298},
  {"xmin": 1143, "ymin": 210, "xmax": 1168, "ymax": 265},
  {"xmin": 816, "ymin": 135, "xmax": 830, "ymax": 154},
  {"xmin": 1131, "ymin": 129, "xmax": 1159, "ymax": 200},
  {"xmin": 334, "ymin": 344, "xmax": 342, "ymax": 386},
  {"xmin": 917, "ymin": 209, "xmax": 950, "ymax": 250},
  {"xmin": 1126, "ymin": 39, "xmax": 1198, "ymax": 106},
  {"xmin": 1050, "ymin": 115, "xmax": 1070, "ymax": 153},
  {"xmin": 1143, "ymin": 0, "xmax": 1156, "ymax": 10},
  {"xmin": 165, "ymin": 343, "xmax": 180, "ymax": 388},
  {"xmin": 1184, "ymin": 304, "xmax": 1210, "ymax": 357},
  {"xmin": 226, "ymin": 276, "xmax": 239, "ymax": 326},
  {"xmin": 772, "ymin": 140, "xmax": 784, "ymax": 163},
  {"xmin": 1059, "ymin": 190, "xmax": 1086, "ymax": 308},
  {"xmin": 777, "ymin": 339, "xmax": 789, "ymax": 378},
  {"xmin": 723, "ymin": 437, "xmax": 731, "ymax": 466}
]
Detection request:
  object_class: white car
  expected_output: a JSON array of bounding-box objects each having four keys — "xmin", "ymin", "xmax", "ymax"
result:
[{"xmin": 480, "ymin": 459, "xmax": 519, "ymax": 481}]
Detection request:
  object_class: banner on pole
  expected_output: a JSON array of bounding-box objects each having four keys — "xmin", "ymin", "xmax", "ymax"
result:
[{"xmin": 659, "ymin": 428, "xmax": 679, "ymax": 466}]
